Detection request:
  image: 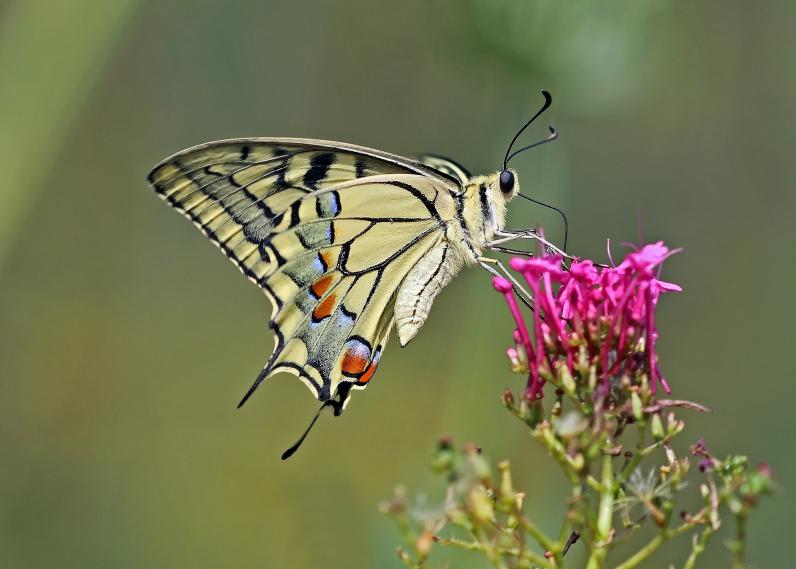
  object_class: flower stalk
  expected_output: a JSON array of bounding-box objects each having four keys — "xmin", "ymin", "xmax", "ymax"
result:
[{"xmin": 382, "ymin": 241, "xmax": 772, "ymax": 568}]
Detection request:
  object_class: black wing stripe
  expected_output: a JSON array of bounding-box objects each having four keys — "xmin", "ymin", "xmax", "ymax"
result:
[
  {"xmin": 384, "ymin": 180, "xmax": 441, "ymax": 221},
  {"xmin": 186, "ymin": 163, "xmax": 292, "ymax": 222}
]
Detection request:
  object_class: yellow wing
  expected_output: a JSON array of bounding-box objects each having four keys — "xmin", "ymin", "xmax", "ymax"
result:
[{"xmin": 147, "ymin": 139, "xmax": 460, "ymax": 408}]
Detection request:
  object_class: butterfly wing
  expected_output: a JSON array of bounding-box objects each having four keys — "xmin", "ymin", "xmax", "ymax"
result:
[
  {"xmin": 148, "ymin": 139, "xmax": 460, "ymax": 408},
  {"xmin": 416, "ymin": 154, "xmax": 472, "ymax": 186}
]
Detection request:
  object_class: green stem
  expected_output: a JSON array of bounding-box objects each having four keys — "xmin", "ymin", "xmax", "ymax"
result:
[
  {"xmin": 731, "ymin": 513, "xmax": 747, "ymax": 569},
  {"xmin": 613, "ymin": 534, "xmax": 665, "ymax": 569},
  {"xmin": 532, "ymin": 426, "xmax": 582, "ymax": 486},
  {"xmin": 596, "ymin": 455, "xmax": 615, "ymax": 538},
  {"xmin": 683, "ymin": 527, "xmax": 715, "ymax": 569},
  {"xmin": 585, "ymin": 454, "xmax": 615, "ymax": 569},
  {"xmin": 617, "ymin": 427, "xmax": 663, "ymax": 484},
  {"xmin": 475, "ymin": 527, "xmax": 508, "ymax": 569},
  {"xmin": 518, "ymin": 515, "xmax": 556, "ymax": 554},
  {"xmin": 613, "ymin": 520, "xmax": 698, "ymax": 569},
  {"xmin": 555, "ymin": 484, "xmax": 583, "ymax": 558},
  {"xmin": 437, "ymin": 537, "xmax": 554, "ymax": 569}
]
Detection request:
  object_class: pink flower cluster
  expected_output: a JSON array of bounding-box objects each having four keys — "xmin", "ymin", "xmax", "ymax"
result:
[{"xmin": 493, "ymin": 242, "xmax": 682, "ymax": 401}]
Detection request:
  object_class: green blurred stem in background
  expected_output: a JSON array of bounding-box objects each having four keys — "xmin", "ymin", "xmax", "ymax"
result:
[{"xmin": 0, "ymin": 0, "xmax": 141, "ymax": 266}]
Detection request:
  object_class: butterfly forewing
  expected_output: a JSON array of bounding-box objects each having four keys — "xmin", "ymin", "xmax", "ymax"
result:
[{"xmin": 148, "ymin": 139, "xmax": 462, "ymax": 407}]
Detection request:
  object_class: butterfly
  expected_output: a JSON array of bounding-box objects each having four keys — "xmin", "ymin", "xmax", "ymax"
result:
[{"xmin": 147, "ymin": 91, "xmax": 567, "ymax": 457}]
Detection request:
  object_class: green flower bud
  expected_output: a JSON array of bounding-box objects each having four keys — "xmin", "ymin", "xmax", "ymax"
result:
[
  {"xmin": 631, "ymin": 391, "xmax": 644, "ymax": 421},
  {"xmin": 468, "ymin": 485, "xmax": 495, "ymax": 524},
  {"xmin": 559, "ymin": 363, "xmax": 577, "ymax": 395},
  {"xmin": 651, "ymin": 414, "xmax": 665, "ymax": 441}
]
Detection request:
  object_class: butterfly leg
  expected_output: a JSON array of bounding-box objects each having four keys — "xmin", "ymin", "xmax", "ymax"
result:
[
  {"xmin": 487, "ymin": 244, "xmax": 535, "ymax": 256},
  {"xmin": 490, "ymin": 228, "xmax": 572, "ymax": 259},
  {"xmin": 478, "ymin": 256, "xmax": 534, "ymax": 309}
]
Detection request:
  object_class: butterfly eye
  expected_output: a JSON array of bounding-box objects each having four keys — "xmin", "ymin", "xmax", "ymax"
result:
[{"xmin": 499, "ymin": 169, "xmax": 515, "ymax": 194}]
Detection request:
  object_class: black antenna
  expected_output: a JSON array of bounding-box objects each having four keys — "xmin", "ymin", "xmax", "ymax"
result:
[
  {"xmin": 503, "ymin": 90, "xmax": 554, "ymax": 170},
  {"xmin": 281, "ymin": 398, "xmax": 343, "ymax": 460},
  {"xmin": 518, "ymin": 192, "xmax": 569, "ymax": 252},
  {"xmin": 505, "ymin": 126, "xmax": 558, "ymax": 164}
]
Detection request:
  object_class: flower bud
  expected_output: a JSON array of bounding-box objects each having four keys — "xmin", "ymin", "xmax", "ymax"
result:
[
  {"xmin": 570, "ymin": 453, "xmax": 585, "ymax": 472},
  {"xmin": 559, "ymin": 363, "xmax": 577, "ymax": 395},
  {"xmin": 651, "ymin": 414, "xmax": 665, "ymax": 441},
  {"xmin": 468, "ymin": 485, "xmax": 495, "ymax": 524},
  {"xmin": 524, "ymin": 400, "xmax": 544, "ymax": 427},
  {"xmin": 447, "ymin": 507, "xmax": 471, "ymax": 529},
  {"xmin": 743, "ymin": 463, "xmax": 775, "ymax": 499},
  {"xmin": 416, "ymin": 529, "xmax": 434, "ymax": 557},
  {"xmin": 492, "ymin": 276, "xmax": 513, "ymax": 294},
  {"xmin": 498, "ymin": 460, "xmax": 515, "ymax": 503},
  {"xmin": 430, "ymin": 448, "xmax": 454, "ymax": 473},
  {"xmin": 397, "ymin": 548, "xmax": 411, "ymax": 564},
  {"xmin": 430, "ymin": 436, "xmax": 455, "ymax": 472},
  {"xmin": 588, "ymin": 365, "xmax": 598, "ymax": 390},
  {"xmin": 631, "ymin": 391, "xmax": 644, "ymax": 421},
  {"xmin": 500, "ymin": 388, "xmax": 516, "ymax": 409},
  {"xmin": 465, "ymin": 452, "xmax": 492, "ymax": 482},
  {"xmin": 554, "ymin": 410, "xmax": 588, "ymax": 440}
]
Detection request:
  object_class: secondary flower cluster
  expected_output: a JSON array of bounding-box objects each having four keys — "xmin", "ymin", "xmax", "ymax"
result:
[{"xmin": 493, "ymin": 242, "xmax": 681, "ymax": 400}]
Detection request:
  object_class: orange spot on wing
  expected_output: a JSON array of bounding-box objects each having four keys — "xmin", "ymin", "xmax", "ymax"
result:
[
  {"xmin": 312, "ymin": 293, "xmax": 336, "ymax": 320},
  {"xmin": 310, "ymin": 275, "xmax": 333, "ymax": 299},
  {"xmin": 319, "ymin": 251, "xmax": 331, "ymax": 268},
  {"xmin": 342, "ymin": 350, "xmax": 369, "ymax": 376},
  {"xmin": 359, "ymin": 360, "xmax": 378, "ymax": 383}
]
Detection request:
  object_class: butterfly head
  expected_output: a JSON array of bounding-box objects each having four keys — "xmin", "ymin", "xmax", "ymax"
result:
[
  {"xmin": 479, "ymin": 168, "xmax": 519, "ymax": 206},
  {"xmin": 462, "ymin": 168, "xmax": 520, "ymax": 239},
  {"xmin": 499, "ymin": 168, "xmax": 518, "ymax": 197}
]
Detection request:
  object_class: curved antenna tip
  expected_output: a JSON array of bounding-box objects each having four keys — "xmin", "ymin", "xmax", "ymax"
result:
[{"xmin": 503, "ymin": 91, "xmax": 556, "ymax": 169}]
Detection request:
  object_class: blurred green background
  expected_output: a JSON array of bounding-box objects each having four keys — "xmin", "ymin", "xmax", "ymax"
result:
[{"xmin": 1, "ymin": 0, "xmax": 793, "ymax": 567}]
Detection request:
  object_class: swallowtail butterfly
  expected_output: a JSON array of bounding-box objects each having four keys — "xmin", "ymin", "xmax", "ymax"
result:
[{"xmin": 147, "ymin": 91, "xmax": 566, "ymax": 457}]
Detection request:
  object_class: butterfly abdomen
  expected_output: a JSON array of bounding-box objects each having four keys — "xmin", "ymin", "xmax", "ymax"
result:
[{"xmin": 394, "ymin": 239, "xmax": 464, "ymax": 346}]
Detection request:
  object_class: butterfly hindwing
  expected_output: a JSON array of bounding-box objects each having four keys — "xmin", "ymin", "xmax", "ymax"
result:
[
  {"xmin": 416, "ymin": 154, "xmax": 472, "ymax": 186},
  {"xmin": 148, "ymin": 139, "xmax": 460, "ymax": 407}
]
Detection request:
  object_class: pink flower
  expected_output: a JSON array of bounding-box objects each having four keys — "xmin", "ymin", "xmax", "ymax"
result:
[{"xmin": 494, "ymin": 242, "xmax": 681, "ymax": 400}]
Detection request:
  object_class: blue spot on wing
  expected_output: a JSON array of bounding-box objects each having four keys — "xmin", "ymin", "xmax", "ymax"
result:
[
  {"xmin": 337, "ymin": 305, "xmax": 357, "ymax": 328},
  {"xmin": 317, "ymin": 191, "xmax": 341, "ymax": 218},
  {"xmin": 345, "ymin": 338, "xmax": 371, "ymax": 360},
  {"xmin": 313, "ymin": 255, "xmax": 325, "ymax": 273}
]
